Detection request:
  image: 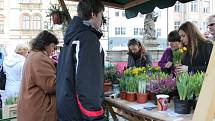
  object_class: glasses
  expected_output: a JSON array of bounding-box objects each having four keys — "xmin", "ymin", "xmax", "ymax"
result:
[{"xmin": 208, "ymin": 23, "xmax": 215, "ymax": 27}]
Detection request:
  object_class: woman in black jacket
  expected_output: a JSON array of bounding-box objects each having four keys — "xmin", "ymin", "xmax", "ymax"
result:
[
  {"xmin": 176, "ymin": 21, "xmax": 213, "ymax": 74},
  {"xmin": 127, "ymin": 38, "xmax": 152, "ymax": 68}
]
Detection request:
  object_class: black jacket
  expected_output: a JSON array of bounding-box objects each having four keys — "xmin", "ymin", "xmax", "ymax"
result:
[
  {"xmin": 182, "ymin": 41, "xmax": 213, "ymax": 73},
  {"xmin": 127, "ymin": 52, "xmax": 152, "ymax": 68},
  {"xmin": 56, "ymin": 16, "xmax": 105, "ymax": 121}
]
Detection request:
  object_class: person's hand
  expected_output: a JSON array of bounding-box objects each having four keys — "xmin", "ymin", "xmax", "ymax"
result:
[
  {"xmin": 176, "ymin": 65, "xmax": 188, "ymax": 74},
  {"xmin": 204, "ymin": 31, "xmax": 210, "ymax": 39},
  {"xmin": 164, "ymin": 61, "xmax": 173, "ymax": 68}
]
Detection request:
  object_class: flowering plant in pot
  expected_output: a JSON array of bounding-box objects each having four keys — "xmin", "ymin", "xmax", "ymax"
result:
[
  {"xmin": 172, "ymin": 47, "xmax": 187, "ymax": 66},
  {"xmin": 136, "ymin": 73, "xmax": 148, "ymax": 103},
  {"xmin": 189, "ymin": 71, "xmax": 205, "ymax": 109},
  {"xmin": 126, "ymin": 79, "xmax": 137, "ymax": 102},
  {"xmin": 174, "ymin": 72, "xmax": 202, "ymax": 114},
  {"xmin": 124, "ymin": 66, "xmax": 146, "ymax": 77},
  {"xmin": 104, "ymin": 64, "xmax": 120, "ymax": 92},
  {"xmin": 147, "ymin": 72, "xmax": 176, "ymax": 103},
  {"xmin": 147, "ymin": 72, "xmax": 176, "ymax": 94}
]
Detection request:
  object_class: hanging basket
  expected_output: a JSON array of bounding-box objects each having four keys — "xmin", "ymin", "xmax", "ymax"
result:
[{"xmin": 52, "ymin": 13, "xmax": 62, "ymax": 25}]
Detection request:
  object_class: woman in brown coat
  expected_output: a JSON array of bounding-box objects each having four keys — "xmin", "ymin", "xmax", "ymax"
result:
[{"xmin": 17, "ymin": 30, "xmax": 59, "ymax": 121}]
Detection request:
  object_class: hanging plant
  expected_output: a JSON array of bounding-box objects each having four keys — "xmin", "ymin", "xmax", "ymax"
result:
[{"xmin": 47, "ymin": 4, "xmax": 67, "ymax": 25}]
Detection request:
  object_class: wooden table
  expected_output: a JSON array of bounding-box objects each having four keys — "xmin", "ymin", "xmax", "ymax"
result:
[{"xmin": 105, "ymin": 97, "xmax": 193, "ymax": 121}]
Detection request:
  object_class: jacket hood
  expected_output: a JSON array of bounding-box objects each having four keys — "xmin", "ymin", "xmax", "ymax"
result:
[
  {"xmin": 64, "ymin": 16, "xmax": 103, "ymax": 45},
  {"xmin": 3, "ymin": 53, "xmax": 25, "ymax": 67}
]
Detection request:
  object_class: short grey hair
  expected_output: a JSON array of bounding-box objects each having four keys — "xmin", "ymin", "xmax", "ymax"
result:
[{"xmin": 15, "ymin": 44, "xmax": 29, "ymax": 54}]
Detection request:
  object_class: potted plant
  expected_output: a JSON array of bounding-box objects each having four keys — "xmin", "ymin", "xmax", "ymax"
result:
[
  {"xmin": 190, "ymin": 71, "xmax": 204, "ymax": 109},
  {"xmin": 104, "ymin": 64, "xmax": 119, "ymax": 92},
  {"xmin": 147, "ymin": 72, "xmax": 176, "ymax": 104},
  {"xmin": 136, "ymin": 73, "xmax": 148, "ymax": 103},
  {"xmin": 174, "ymin": 72, "xmax": 194, "ymax": 114},
  {"xmin": 172, "ymin": 47, "xmax": 187, "ymax": 67},
  {"xmin": 148, "ymin": 72, "xmax": 176, "ymax": 97},
  {"xmin": 126, "ymin": 79, "xmax": 137, "ymax": 102},
  {"xmin": 47, "ymin": 4, "xmax": 67, "ymax": 25},
  {"xmin": 119, "ymin": 78, "xmax": 126, "ymax": 99}
]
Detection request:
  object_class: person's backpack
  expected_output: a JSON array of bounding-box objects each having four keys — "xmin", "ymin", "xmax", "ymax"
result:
[{"xmin": 0, "ymin": 64, "xmax": 6, "ymax": 90}]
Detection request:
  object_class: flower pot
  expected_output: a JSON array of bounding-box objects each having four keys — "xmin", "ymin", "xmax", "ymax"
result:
[
  {"xmin": 104, "ymin": 82, "xmax": 112, "ymax": 92},
  {"xmin": 148, "ymin": 92, "xmax": 157, "ymax": 105},
  {"xmin": 120, "ymin": 91, "xmax": 126, "ymax": 100},
  {"xmin": 148, "ymin": 91, "xmax": 153, "ymax": 100},
  {"xmin": 126, "ymin": 92, "xmax": 136, "ymax": 102},
  {"xmin": 174, "ymin": 98, "xmax": 192, "ymax": 114},
  {"xmin": 167, "ymin": 90, "xmax": 178, "ymax": 103},
  {"xmin": 52, "ymin": 13, "xmax": 62, "ymax": 24},
  {"xmin": 137, "ymin": 93, "xmax": 148, "ymax": 103}
]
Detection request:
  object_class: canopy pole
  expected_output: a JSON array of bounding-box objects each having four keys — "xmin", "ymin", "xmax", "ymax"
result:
[{"xmin": 193, "ymin": 45, "xmax": 215, "ymax": 121}]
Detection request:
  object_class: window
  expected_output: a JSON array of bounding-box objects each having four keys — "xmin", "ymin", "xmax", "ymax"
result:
[
  {"xmin": 0, "ymin": 24, "xmax": 4, "ymax": 33},
  {"xmin": 203, "ymin": 22, "xmax": 208, "ymax": 32},
  {"xmin": 122, "ymin": 11, "xmax": 125, "ymax": 17},
  {"xmin": 134, "ymin": 28, "xmax": 138, "ymax": 35},
  {"xmin": 115, "ymin": 27, "xmax": 120, "ymax": 35},
  {"xmin": 121, "ymin": 27, "xmax": 126, "ymax": 35},
  {"xmin": 174, "ymin": 2, "xmax": 182, "ymax": 12},
  {"xmin": 115, "ymin": 27, "xmax": 126, "ymax": 35},
  {"xmin": 203, "ymin": 1, "xmax": 210, "ymax": 13},
  {"xmin": 156, "ymin": 29, "xmax": 161, "ymax": 37},
  {"xmin": 115, "ymin": 12, "xmax": 119, "ymax": 17},
  {"xmin": 32, "ymin": 15, "xmax": 42, "ymax": 30},
  {"xmin": 22, "ymin": 15, "xmax": 30, "ymax": 30},
  {"xmin": 134, "ymin": 28, "xmax": 144, "ymax": 35},
  {"xmin": 190, "ymin": 1, "xmax": 198, "ymax": 12},
  {"xmin": 21, "ymin": 0, "xmax": 40, "ymax": 3},
  {"xmin": 139, "ymin": 28, "xmax": 144, "ymax": 35},
  {"xmin": 174, "ymin": 21, "xmax": 181, "ymax": 30},
  {"xmin": 0, "ymin": 0, "xmax": 3, "ymax": 9}
]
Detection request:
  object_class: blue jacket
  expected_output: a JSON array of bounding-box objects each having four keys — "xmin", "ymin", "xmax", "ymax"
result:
[{"xmin": 56, "ymin": 16, "xmax": 105, "ymax": 121}]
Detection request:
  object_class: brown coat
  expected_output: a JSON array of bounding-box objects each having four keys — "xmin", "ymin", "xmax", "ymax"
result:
[{"xmin": 17, "ymin": 50, "xmax": 56, "ymax": 121}]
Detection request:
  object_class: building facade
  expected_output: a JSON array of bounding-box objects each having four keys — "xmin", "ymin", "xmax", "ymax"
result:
[
  {"xmin": 107, "ymin": 0, "xmax": 215, "ymax": 62},
  {"xmin": 0, "ymin": 0, "xmax": 214, "ymax": 61}
]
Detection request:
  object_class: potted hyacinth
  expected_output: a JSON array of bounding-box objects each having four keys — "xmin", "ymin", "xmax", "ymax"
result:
[
  {"xmin": 136, "ymin": 73, "xmax": 148, "ymax": 103},
  {"xmin": 126, "ymin": 79, "xmax": 137, "ymax": 102},
  {"xmin": 174, "ymin": 72, "xmax": 193, "ymax": 114},
  {"xmin": 173, "ymin": 72, "xmax": 204, "ymax": 114}
]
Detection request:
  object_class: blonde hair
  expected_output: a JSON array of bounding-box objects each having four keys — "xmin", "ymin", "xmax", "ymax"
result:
[{"xmin": 15, "ymin": 44, "xmax": 29, "ymax": 55}]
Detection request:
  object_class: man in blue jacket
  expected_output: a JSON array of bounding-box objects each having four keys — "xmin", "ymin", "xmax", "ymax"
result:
[{"xmin": 56, "ymin": 0, "xmax": 105, "ymax": 120}]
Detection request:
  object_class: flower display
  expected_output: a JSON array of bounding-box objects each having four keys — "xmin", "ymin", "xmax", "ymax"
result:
[
  {"xmin": 147, "ymin": 72, "xmax": 176, "ymax": 94},
  {"xmin": 173, "ymin": 47, "xmax": 187, "ymax": 66},
  {"xmin": 177, "ymin": 71, "xmax": 204, "ymax": 100},
  {"xmin": 124, "ymin": 67, "xmax": 146, "ymax": 77}
]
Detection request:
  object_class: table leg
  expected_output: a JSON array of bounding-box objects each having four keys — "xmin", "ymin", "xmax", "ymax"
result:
[{"xmin": 107, "ymin": 104, "xmax": 118, "ymax": 121}]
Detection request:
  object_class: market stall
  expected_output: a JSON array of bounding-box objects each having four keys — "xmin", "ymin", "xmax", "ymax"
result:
[{"xmin": 105, "ymin": 97, "xmax": 193, "ymax": 121}]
